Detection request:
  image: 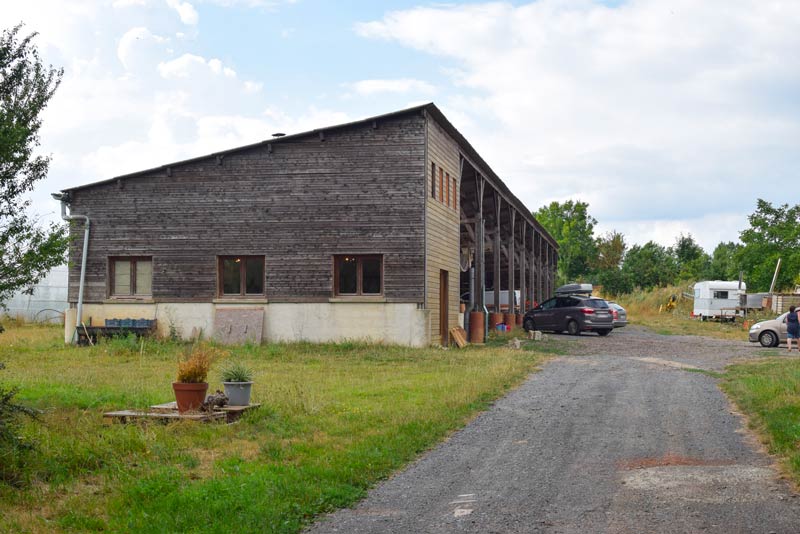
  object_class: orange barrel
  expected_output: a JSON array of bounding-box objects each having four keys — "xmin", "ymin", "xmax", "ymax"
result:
[
  {"xmin": 505, "ymin": 313, "xmax": 516, "ymax": 331},
  {"xmin": 469, "ymin": 312, "xmax": 485, "ymax": 343},
  {"xmin": 489, "ymin": 312, "xmax": 504, "ymax": 329}
]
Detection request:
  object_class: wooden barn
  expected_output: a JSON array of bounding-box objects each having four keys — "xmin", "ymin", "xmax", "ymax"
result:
[{"xmin": 55, "ymin": 104, "xmax": 557, "ymax": 346}]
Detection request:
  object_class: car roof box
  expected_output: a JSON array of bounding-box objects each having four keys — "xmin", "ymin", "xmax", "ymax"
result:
[{"xmin": 555, "ymin": 283, "xmax": 593, "ymax": 296}]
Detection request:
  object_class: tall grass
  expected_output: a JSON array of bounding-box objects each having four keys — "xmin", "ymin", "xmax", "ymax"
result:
[
  {"xmin": 606, "ymin": 283, "xmax": 774, "ymax": 341},
  {"xmin": 722, "ymin": 359, "xmax": 800, "ymax": 483},
  {"xmin": 0, "ymin": 324, "xmax": 550, "ymax": 533}
]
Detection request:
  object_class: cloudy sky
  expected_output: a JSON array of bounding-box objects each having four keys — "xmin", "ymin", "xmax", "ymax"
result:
[{"xmin": 8, "ymin": 0, "xmax": 799, "ymax": 252}]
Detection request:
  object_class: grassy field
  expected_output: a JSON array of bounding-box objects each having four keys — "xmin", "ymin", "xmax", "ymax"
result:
[
  {"xmin": 0, "ymin": 324, "xmax": 551, "ymax": 533},
  {"xmin": 721, "ymin": 358, "xmax": 800, "ymax": 484},
  {"xmin": 612, "ymin": 284, "xmax": 775, "ymax": 341}
]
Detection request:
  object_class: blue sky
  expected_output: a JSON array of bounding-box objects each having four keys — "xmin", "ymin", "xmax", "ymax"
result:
[{"xmin": 8, "ymin": 0, "xmax": 800, "ymax": 252}]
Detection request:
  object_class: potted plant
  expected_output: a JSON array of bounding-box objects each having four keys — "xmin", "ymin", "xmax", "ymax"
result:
[
  {"xmin": 220, "ymin": 361, "xmax": 254, "ymax": 407},
  {"xmin": 173, "ymin": 343, "xmax": 218, "ymax": 413}
]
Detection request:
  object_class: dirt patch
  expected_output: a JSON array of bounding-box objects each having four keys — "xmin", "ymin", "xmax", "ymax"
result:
[
  {"xmin": 630, "ymin": 357, "xmax": 702, "ymax": 370},
  {"xmin": 618, "ymin": 453, "xmax": 735, "ymax": 470},
  {"xmin": 619, "ymin": 465, "xmax": 778, "ymax": 503}
]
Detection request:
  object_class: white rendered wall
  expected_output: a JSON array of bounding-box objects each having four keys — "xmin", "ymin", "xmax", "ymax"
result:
[{"xmin": 64, "ymin": 302, "xmax": 431, "ymax": 347}]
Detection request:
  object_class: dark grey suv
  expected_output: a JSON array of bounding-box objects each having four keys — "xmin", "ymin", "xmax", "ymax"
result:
[{"xmin": 523, "ymin": 296, "xmax": 613, "ymax": 336}]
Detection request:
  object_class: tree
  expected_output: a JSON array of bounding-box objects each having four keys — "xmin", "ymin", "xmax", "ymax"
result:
[
  {"xmin": 594, "ymin": 230, "xmax": 626, "ymax": 271},
  {"xmin": 534, "ymin": 200, "xmax": 597, "ymax": 285},
  {"xmin": 622, "ymin": 241, "xmax": 679, "ymax": 290},
  {"xmin": 673, "ymin": 233, "xmax": 710, "ymax": 281},
  {"xmin": 0, "ymin": 24, "xmax": 67, "ymax": 306},
  {"xmin": 736, "ymin": 199, "xmax": 800, "ymax": 292},
  {"xmin": 593, "ymin": 231, "xmax": 630, "ymax": 295},
  {"xmin": 708, "ymin": 242, "xmax": 741, "ymax": 281}
]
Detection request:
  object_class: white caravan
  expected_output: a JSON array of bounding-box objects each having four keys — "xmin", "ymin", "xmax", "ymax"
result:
[{"xmin": 693, "ymin": 280, "xmax": 746, "ymax": 320}]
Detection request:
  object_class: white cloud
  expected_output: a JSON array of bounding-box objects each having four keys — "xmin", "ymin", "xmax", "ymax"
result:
[
  {"xmin": 117, "ymin": 27, "xmax": 168, "ymax": 71},
  {"xmin": 166, "ymin": 0, "xmax": 199, "ymax": 25},
  {"xmin": 200, "ymin": 0, "xmax": 297, "ymax": 8},
  {"xmin": 261, "ymin": 106, "xmax": 351, "ymax": 135},
  {"xmin": 598, "ymin": 212, "xmax": 748, "ymax": 253},
  {"xmin": 113, "ymin": 0, "xmax": 149, "ymax": 7},
  {"xmin": 347, "ymin": 78, "xmax": 436, "ymax": 96},
  {"xmin": 357, "ymin": 0, "xmax": 800, "ymax": 247},
  {"xmin": 157, "ymin": 53, "xmax": 236, "ymax": 79},
  {"xmin": 243, "ymin": 80, "xmax": 263, "ymax": 94}
]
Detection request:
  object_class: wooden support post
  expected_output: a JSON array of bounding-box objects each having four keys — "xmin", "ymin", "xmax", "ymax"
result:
[
  {"xmin": 539, "ymin": 236, "xmax": 544, "ymax": 301},
  {"xmin": 547, "ymin": 244, "xmax": 554, "ymax": 299},
  {"xmin": 476, "ymin": 175, "xmax": 486, "ymax": 310},
  {"xmin": 544, "ymin": 243, "xmax": 549, "ymax": 299},
  {"xmin": 473, "ymin": 173, "xmax": 487, "ymax": 343},
  {"xmin": 529, "ymin": 230, "xmax": 535, "ymax": 309},
  {"xmin": 493, "ymin": 194, "xmax": 501, "ymax": 308},
  {"xmin": 506, "ymin": 208, "xmax": 516, "ymax": 330},
  {"xmin": 519, "ymin": 224, "xmax": 527, "ymax": 317}
]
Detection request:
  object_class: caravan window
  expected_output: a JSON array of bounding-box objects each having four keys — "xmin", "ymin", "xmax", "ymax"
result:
[{"xmin": 713, "ymin": 290, "xmax": 729, "ymax": 299}]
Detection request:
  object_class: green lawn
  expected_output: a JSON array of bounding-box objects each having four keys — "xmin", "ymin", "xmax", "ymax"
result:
[
  {"xmin": 721, "ymin": 358, "xmax": 800, "ymax": 483},
  {"xmin": 0, "ymin": 324, "xmax": 549, "ymax": 533}
]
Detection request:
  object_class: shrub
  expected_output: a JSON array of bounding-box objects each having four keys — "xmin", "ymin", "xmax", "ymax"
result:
[
  {"xmin": 176, "ymin": 343, "xmax": 225, "ymax": 383},
  {"xmin": 0, "ymin": 362, "xmax": 40, "ymax": 486},
  {"xmin": 220, "ymin": 361, "xmax": 254, "ymax": 383}
]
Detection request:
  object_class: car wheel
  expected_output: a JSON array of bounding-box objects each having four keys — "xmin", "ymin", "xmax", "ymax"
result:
[
  {"xmin": 567, "ymin": 320, "xmax": 580, "ymax": 336},
  {"xmin": 759, "ymin": 330, "xmax": 778, "ymax": 348},
  {"xmin": 523, "ymin": 318, "xmax": 535, "ymax": 332},
  {"xmin": 597, "ymin": 329, "xmax": 611, "ymax": 336}
]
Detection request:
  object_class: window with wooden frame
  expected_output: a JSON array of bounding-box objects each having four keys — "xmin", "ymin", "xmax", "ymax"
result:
[
  {"xmin": 218, "ymin": 256, "xmax": 265, "ymax": 296},
  {"xmin": 452, "ymin": 176, "xmax": 458, "ymax": 211},
  {"xmin": 438, "ymin": 168, "xmax": 444, "ymax": 202},
  {"xmin": 334, "ymin": 255, "xmax": 383, "ymax": 296},
  {"xmin": 110, "ymin": 257, "xmax": 152, "ymax": 297},
  {"xmin": 445, "ymin": 172, "xmax": 450, "ymax": 207},
  {"xmin": 431, "ymin": 162, "xmax": 436, "ymax": 199}
]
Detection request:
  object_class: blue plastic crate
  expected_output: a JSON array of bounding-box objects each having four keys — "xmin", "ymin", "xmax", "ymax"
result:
[
  {"xmin": 105, "ymin": 319, "xmax": 121, "ymax": 327},
  {"xmin": 120, "ymin": 319, "xmax": 134, "ymax": 328},
  {"xmin": 134, "ymin": 319, "xmax": 153, "ymax": 328}
]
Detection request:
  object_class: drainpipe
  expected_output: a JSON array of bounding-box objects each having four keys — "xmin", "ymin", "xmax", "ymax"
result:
[{"xmin": 51, "ymin": 192, "xmax": 89, "ymax": 343}]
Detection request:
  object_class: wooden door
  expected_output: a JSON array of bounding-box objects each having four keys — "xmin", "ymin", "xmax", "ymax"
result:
[{"xmin": 440, "ymin": 270, "xmax": 449, "ymax": 346}]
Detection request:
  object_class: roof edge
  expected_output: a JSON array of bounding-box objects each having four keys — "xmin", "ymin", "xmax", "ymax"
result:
[
  {"xmin": 60, "ymin": 102, "xmax": 557, "ymax": 248},
  {"xmin": 61, "ymin": 103, "xmax": 434, "ymax": 193}
]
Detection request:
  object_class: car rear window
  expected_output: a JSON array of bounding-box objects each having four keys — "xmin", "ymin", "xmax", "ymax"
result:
[{"xmin": 585, "ymin": 299, "xmax": 609, "ymax": 309}]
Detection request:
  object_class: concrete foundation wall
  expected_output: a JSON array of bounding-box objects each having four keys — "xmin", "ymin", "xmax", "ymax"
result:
[{"xmin": 64, "ymin": 302, "xmax": 431, "ymax": 347}]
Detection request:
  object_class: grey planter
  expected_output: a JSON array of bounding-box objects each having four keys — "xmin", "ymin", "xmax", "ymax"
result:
[{"xmin": 222, "ymin": 382, "xmax": 253, "ymax": 406}]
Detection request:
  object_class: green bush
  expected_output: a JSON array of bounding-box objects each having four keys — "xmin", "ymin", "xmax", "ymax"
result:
[{"xmin": 0, "ymin": 362, "xmax": 40, "ymax": 486}]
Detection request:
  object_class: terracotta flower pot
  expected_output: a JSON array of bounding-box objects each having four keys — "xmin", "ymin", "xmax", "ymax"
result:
[{"xmin": 172, "ymin": 382, "xmax": 209, "ymax": 413}]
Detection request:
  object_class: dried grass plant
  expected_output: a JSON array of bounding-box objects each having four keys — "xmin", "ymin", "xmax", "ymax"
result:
[{"xmin": 176, "ymin": 343, "xmax": 226, "ymax": 383}]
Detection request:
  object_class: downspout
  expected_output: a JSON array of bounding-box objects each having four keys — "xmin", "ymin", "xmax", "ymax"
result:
[{"xmin": 52, "ymin": 192, "xmax": 89, "ymax": 343}]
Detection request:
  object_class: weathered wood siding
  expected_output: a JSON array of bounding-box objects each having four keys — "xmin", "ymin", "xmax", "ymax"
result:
[
  {"xmin": 425, "ymin": 115, "xmax": 461, "ymax": 343},
  {"xmin": 67, "ymin": 115, "xmax": 427, "ymax": 304}
]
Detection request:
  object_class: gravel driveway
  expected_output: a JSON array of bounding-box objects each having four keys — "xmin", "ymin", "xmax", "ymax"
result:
[{"xmin": 307, "ymin": 326, "xmax": 800, "ymax": 534}]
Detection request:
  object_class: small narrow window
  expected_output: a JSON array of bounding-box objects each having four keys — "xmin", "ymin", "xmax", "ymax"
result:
[
  {"xmin": 439, "ymin": 168, "xmax": 444, "ymax": 202},
  {"xmin": 219, "ymin": 256, "xmax": 265, "ymax": 296},
  {"xmin": 431, "ymin": 162, "xmax": 436, "ymax": 198},
  {"xmin": 110, "ymin": 257, "xmax": 152, "ymax": 297},
  {"xmin": 334, "ymin": 255, "xmax": 383, "ymax": 296},
  {"xmin": 445, "ymin": 172, "xmax": 450, "ymax": 207},
  {"xmin": 713, "ymin": 290, "xmax": 729, "ymax": 299},
  {"xmin": 452, "ymin": 177, "xmax": 458, "ymax": 211}
]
